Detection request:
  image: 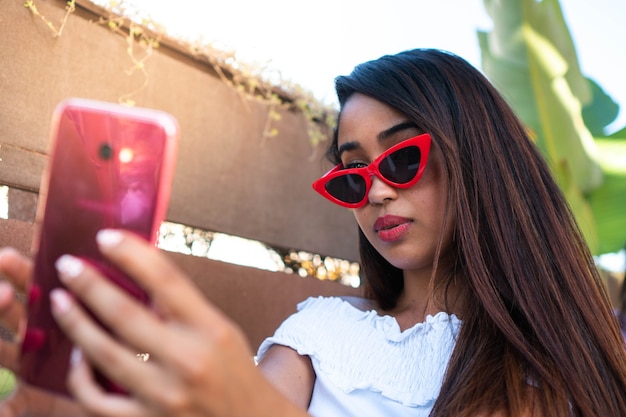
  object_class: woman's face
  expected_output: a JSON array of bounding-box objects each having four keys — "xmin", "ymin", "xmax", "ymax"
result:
[{"xmin": 336, "ymin": 93, "xmax": 453, "ymax": 274}]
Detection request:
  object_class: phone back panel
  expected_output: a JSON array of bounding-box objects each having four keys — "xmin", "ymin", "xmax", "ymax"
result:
[{"xmin": 19, "ymin": 98, "xmax": 178, "ymax": 396}]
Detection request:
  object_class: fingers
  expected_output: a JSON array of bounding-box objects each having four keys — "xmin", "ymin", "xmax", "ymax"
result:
[
  {"xmin": 0, "ymin": 338, "xmax": 19, "ymax": 374},
  {"xmin": 0, "ymin": 249, "xmax": 29, "ymax": 372},
  {"xmin": 7, "ymin": 384, "xmax": 86, "ymax": 417},
  {"xmin": 95, "ymin": 230, "xmax": 224, "ymax": 326},
  {"xmin": 53, "ymin": 255, "xmax": 164, "ymax": 355},
  {"xmin": 0, "ymin": 385, "xmax": 26, "ymax": 417},
  {"xmin": 66, "ymin": 348, "xmax": 147, "ymax": 417},
  {"xmin": 0, "ymin": 248, "xmax": 32, "ymax": 294},
  {"xmin": 0, "ymin": 282, "xmax": 24, "ymax": 338},
  {"xmin": 0, "ymin": 248, "xmax": 30, "ymax": 335},
  {"xmin": 50, "ymin": 254, "xmax": 217, "ymax": 397},
  {"xmin": 50, "ymin": 286, "xmax": 177, "ymax": 411},
  {"xmin": 0, "ymin": 282, "xmax": 24, "ymax": 370},
  {"xmin": 49, "ymin": 287, "xmax": 162, "ymax": 391},
  {"xmin": 49, "ymin": 231, "xmax": 284, "ymax": 417}
]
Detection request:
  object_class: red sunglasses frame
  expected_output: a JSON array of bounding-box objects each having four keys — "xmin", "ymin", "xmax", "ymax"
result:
[{"xmin": 312, "ymin": 133, "xmax": 432, "ymax": 208}]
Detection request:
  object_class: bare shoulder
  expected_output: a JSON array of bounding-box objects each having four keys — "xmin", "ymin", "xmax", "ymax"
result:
[
  {"xmin": 257, "ymin": 344, "xmax": 315, "ymax": 409},
  {"xmin": 257, "ymin": 344, "xmax": 313, "ymax": 374}
]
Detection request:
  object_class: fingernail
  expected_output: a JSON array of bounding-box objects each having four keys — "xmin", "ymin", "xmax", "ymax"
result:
[
  {"xmin": 50, "ymin": 288, "xmax": 72, "ymax": 313},
  {"xmin": 70, "ymin": 347, "xmax": 83, "ymax": 367},
  {"xmin": 55, "ymin": 255, "xmax": 84, "ymax": 280},
  {"xmin": 96, "ymin": 229, "xmax": 124, "ymax": 248}
]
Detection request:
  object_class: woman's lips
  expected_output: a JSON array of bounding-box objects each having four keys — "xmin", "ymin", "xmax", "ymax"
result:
[{"xmin": 374, "ymin": 215, "xmax": 412, "ymax": 242}]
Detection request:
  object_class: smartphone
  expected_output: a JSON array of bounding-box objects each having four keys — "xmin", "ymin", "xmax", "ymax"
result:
[{"xmin": 19, "ymin": 98, "xmax": 179, "ymax": 397}]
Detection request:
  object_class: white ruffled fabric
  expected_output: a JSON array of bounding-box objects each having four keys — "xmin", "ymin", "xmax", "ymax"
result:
[{"xmin": 257, "ymin": 296, "xmax": 461, "ymax": 414}]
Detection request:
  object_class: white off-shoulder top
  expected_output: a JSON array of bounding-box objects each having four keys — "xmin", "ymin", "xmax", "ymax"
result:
[{"xmin": 257, "ymin": 296, "xmax": 462, "ymax": 417}]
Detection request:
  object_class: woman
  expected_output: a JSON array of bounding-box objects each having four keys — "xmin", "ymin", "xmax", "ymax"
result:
[
  {"xmin": 0, "ymin": 49, "xmax": 624, "ymax": 416},
  {"xmin": 258, "ymin": 49, "xmax": 626, "ymax": 416}
]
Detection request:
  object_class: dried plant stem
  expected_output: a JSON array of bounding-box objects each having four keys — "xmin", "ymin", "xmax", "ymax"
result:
[{"xmin": 24, "ymin": 0, "xmax": 76, "ymax": 37}]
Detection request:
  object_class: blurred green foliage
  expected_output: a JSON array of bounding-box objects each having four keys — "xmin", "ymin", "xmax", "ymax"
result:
[
  {"xmin": 479, "ymin": 0, "xmax": 626, "ymax": 255},
  {"xmin": 0, "ymin": 368, "xmax": 15, "ymax": 398}
]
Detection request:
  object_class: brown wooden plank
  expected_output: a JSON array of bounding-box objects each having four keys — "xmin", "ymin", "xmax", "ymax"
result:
[
  {"xmin": 166, "ymin": 250, "xmax": 362, "ymax": 350},
  {"xmin": 0, "ymin": 0, "xmax": 359, "ymax": 261},
  {"xmin": 7, "ymin": 187, "xmax": 39, "ymax": 223}
]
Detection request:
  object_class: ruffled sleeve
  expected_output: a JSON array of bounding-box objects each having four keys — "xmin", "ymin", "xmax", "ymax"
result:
[{"xmin": 257, "ymin": 296, "xmax": 461, "ymax": 407}]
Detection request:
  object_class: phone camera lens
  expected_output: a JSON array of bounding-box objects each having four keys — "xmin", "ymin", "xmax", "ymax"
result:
[{"xmin": 99, "ymin": 143, "xmax": 113, "ymax": 160}]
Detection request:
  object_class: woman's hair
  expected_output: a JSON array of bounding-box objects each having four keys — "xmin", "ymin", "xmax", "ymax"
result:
[
  {"xmin": 329, "ymin": 49, "xmax": 626, "ymax": 417},
  {"xmin": 617, "ymin": 272, "xmax": 626, "ymax": 341},
  {"xmin": 617, "ymin": 245, "xmax": 626, "ymax": 341}
]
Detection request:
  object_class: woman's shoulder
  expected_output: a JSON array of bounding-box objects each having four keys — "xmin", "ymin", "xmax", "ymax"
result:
[
  {"xmin": 259, "ymin": 295, "xmax": 460, "ymax": 357},
  {"xmin": 258, "ymin": 295, "xmax": 462, "ymax": 407},
  {"xmin": 256, "ymin": 296, "xmax": 366, "ymax": 360}
]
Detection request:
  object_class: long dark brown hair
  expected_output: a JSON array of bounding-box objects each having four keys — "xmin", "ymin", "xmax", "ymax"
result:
[{"xmin": 328, "ymin": 49, "xmax": 626, "ymax": 417}]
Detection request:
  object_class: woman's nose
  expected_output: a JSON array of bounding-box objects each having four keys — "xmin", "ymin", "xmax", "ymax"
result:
[{"xmin": 367, "ymin": 175, "xmax": 398, "ymax": 205}]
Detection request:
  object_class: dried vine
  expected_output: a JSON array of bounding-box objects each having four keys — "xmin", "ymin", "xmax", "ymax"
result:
[
  {"xmin": 97, "ymin": 11, "xmax": 162, "ymax": 106},
  {"xmin": 22, "ymin": 0, "xmax": 336, "ymax": 143},
  {"xmin": 185, "ymin": 37, "xmax": 336, "ymax": 143},
  {"xmin": 24, "ymin": 0, "xmax": 76, "ymax": 37}
]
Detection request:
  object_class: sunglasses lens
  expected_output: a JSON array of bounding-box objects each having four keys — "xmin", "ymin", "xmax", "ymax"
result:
[
  {"xmin": 379, "ymin": 146, "xmax": 421, "ymax": 184},
  {"xmin": 325, "ymin": 173, "xmax": 367, "ymax": 204}
]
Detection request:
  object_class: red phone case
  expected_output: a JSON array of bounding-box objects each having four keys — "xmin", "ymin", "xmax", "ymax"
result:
[{"xmin": 19, "ymin": 98, "xmax": 178, "ymax": 396}]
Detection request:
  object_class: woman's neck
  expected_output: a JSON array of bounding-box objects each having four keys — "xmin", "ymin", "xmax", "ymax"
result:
[{"xmin": 389, "ymin": 267, "xmax": 461, "ymax": 331}]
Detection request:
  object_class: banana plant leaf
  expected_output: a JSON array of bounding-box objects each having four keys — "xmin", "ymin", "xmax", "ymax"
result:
[
  {"xmin": 589, "ymin": 137, "xmax": 626, "ymax": 254},
  {"xmin": 478, "ymin": 0, "xmax": 626, "ymax": 254}
]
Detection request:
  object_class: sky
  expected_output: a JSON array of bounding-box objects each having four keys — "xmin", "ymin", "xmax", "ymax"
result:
[{"xmin": 121, "ymin": 0, "xmax": 626, "ymax": 134}]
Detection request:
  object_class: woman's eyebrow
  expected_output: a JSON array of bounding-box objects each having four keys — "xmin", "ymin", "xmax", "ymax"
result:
[
  {"xmin": 337, "ymin": 121, "xmax": 418, "ymax": 158},
  {"xmin": 337, "ymin": 141, "xmax": 359, "ymax": 157},
  {"xmin": 377, "ymin": 121, "xmax": 419, "ymax": 142}
]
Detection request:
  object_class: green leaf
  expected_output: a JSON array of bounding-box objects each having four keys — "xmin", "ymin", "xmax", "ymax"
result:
[
  {"xmin": 588, "ymin": 138, "xmax": 626, "ymax": 254},
  {"xmin": 478, "ymin": 0, "xmax": 626, "ymax": 254},
  {"xmin": 0, "ymin": 368, "xmax": 15, "ymax": 398},
  {"xmin": 581, "ymin": 79, "xmax": 620, "ymax": 137}
]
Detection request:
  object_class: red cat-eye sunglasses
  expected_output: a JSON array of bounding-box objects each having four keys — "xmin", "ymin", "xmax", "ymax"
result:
[{"xmin": 312, "ymin": 133, "xmax": 431, "ymax": 208}]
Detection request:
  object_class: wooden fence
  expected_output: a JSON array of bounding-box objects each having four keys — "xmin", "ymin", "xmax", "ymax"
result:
[{"xmin": 0, "ymin": 0, "xmax": 362, "ymax": 350}]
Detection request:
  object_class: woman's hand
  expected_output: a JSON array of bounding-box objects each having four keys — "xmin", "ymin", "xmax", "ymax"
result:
[
  {"xmin": 50, "ymin": 230, "xmax": 308, "ymax": 417},
  {"xmin": 0, "ymin": 249, "xmax": 83, "ymax": 417},
  {"xmin": 0, "ymin": 248, "xmax": 30, "ymax": 374}
]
